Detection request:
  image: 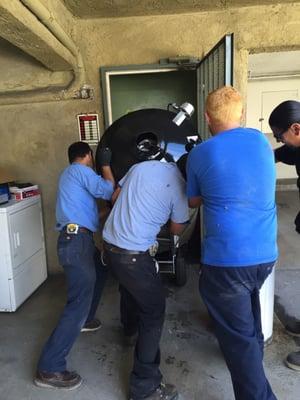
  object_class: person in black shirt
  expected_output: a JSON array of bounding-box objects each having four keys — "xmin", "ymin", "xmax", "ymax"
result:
[
  {"xmin": 269, "ymin": 100, "xmax": 300, "ymax": 370},
  {"xmin": 274, "ymin": 145, "xmax": 300, "ymax": 233}
]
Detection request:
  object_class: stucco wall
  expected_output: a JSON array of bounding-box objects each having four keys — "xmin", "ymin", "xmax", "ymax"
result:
[
  {"xmin": 1, "ymin": 2, "xmax": 300, "ymax": 273},
  {"xmin": 0, "ymin": 100, "xmax": 98, "ymax": 273},
  {"xmin": 75, "ymin": 3, "xmax": 300, "ymax": 104}
]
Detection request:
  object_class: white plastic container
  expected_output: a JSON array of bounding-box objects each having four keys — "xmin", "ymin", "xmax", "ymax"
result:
[{"xmin": 259, "ymin": 267, "xmax": 275, "ymax": 344}]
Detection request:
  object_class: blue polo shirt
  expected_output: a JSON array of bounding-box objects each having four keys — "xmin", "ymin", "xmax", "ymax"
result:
[
  {"xmin": 103, "ymin": 161, "xmax": 189, "ymax": 251},
  {"xmin": 187, "ymin": 127, "xmax": 278, "ymax": 267},
  {"xmin": 56, "ymin": 163, "xmax": 114, "ymax": 232}
]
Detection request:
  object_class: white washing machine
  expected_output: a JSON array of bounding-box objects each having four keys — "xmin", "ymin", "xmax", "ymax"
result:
[{"xmin": 0, "ymin": 196, "xmax": 47, "ymax": 311}]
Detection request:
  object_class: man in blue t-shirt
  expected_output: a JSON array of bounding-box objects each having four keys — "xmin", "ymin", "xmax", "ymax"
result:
[
  {"xmin": 187, "ymin": 86, "xmax": 278, "ymax": 400},
  {"xmin": 103, "ymin": 160, "xmax": 189, "ymax": 400},
  {"xmin": 35, "ymin": 142, "xmax": 114, "ymax": 390}
]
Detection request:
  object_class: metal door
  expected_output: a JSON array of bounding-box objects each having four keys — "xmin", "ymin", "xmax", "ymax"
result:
[
  {"xmin": 197, "ymin": 34, "xmax": 234, "ymax": 140},
  {"xmin": 196, "ymin": 34, "xmax": 234, "ymax": 243}
]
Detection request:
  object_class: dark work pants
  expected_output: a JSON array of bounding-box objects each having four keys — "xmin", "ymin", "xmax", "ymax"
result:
[
  {"xmin": 120, "ymin": 285, "xmax": 139, "ymax": 337},
  {"xmin": 295, "ymin": 184, "xmax": 300, "ymax": 234},
  {"xmin": 105, "ymin": 249, "xmax": 165, "ymax": 400},
  {"xmin": 37, "ymin": 231, "xmax": 107, "ymax": 372},
  {"xmin": 200, "ymin": 262, "xmax": 277, "ymax": 400}
]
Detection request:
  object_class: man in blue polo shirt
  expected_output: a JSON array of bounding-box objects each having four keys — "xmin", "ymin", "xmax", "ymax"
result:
[
  {"xmin": 187, "ymin": 86, "xmax": 278, "ymax": 400},
  {"xmin": 103, "ymin": 160, "xmax": 189, "ymax": 400},
  {"xmin": 34, "ymin": 142, "xmax": 114, "ymax": 390}
]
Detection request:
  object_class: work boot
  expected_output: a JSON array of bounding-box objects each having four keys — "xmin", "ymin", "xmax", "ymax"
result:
[
  {"xmin": 285, "ymin": 321, "xmax": 300, "ymax": 337},
  {"xmin": 81, "ymin": 318, "xmax": 102, "ymax": 332},
  {"xmin": 34, "ymin": 370, "xmax": 82, "ymax": 390},
  {"xmin": 285, "ymin": 351, "xmax": 300, "ymax": 371},
  {"xmin": 130, "ymin": 383, "xmax": 178, "ymax": 400}
]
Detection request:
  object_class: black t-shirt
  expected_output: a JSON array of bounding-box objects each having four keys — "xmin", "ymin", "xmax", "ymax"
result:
[
  {"xmin": 275, "ymin": 145, "xmax": 300, "ymax": 232},
  {"xmin": 275, "ymin": 145, "xmax": 300, "ymax": 188}
]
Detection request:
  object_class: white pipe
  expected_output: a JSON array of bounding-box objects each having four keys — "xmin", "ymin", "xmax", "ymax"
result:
[
  {"xmin": 20, "ymin": 0, "xmax": 86, "ymax": 91},
  {"xmin": 21, "ymin": 0, "xmax": 78, "ymax": 58},
  {"xmin": 2, "ymin": 0, "xmax": 88, "ymax": 103}
]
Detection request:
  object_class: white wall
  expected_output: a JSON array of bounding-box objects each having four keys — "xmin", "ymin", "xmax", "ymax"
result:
[{"xmin": 247, "ymin": 77, "xmax": 299, "ymax": 180}]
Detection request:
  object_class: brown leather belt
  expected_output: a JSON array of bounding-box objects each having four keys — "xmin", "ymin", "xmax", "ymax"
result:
[{"xmin": 104, "ymin": 241, "xmax": 147, "ymax": 255}]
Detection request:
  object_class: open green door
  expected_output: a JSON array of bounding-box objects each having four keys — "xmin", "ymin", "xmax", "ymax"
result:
[{"xmin": 197, "ymin": 34, "xmax": 234, "ymax": 140}]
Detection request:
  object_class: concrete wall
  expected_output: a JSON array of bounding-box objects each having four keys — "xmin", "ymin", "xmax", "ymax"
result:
[
  {"xmin": 1, "ymin": 2, "xmax": 300, "ymax": 272},
  {"xmin": 0, "ymin": 100, "xmax": 97, "ymax": 273},
  {"xmin": 0, "ymin": 38, "xmax": 73, "ymax": 94},
  {"xmin": 75, "ymin": 3, "xmax": 300, "ymax": 104}
]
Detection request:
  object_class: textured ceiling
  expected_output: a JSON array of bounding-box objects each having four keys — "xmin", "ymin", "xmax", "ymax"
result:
[{"xmin": 63, "ymin": 0, "xmax": 299, "ymax": 18}]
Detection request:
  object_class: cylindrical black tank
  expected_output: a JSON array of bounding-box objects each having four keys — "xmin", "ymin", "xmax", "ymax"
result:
[{"xmin": 96, "ymin": 108, "xmax": 199, "ymax": 181}]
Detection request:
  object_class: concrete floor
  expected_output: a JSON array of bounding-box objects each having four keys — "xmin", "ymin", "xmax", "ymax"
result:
[{"xmin": 0, "ymin": 191, "xmax": 299, "ymax": 400}]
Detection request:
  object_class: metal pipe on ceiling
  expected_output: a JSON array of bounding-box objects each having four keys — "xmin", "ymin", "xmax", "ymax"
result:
[{"xmin": 0, "ymin": 0, "xmax": 90, "ymax": 104}]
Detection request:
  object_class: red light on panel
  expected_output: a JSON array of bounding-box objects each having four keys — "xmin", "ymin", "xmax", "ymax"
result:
[{"xmin": 77, "ymin": 114, "xmax": 100, "ymax": 144}]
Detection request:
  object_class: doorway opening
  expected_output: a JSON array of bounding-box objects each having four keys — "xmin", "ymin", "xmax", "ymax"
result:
[
  {"xmin": 247, "ymin": 50, "xmax": 300, "ymax": 182},
  {"xmin": 100, "ymin": 34, "xmax": 234, "ymax": 139}
]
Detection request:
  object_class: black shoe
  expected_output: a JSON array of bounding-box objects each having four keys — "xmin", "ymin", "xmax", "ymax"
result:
[
  {"xmin": 130, "ymin": 383, "xmax": 178, "ymax": 400},
  {"xmin": 34, "ymin": 370, "xmax": 82, "ymax": 390},
  {"xmin": 285, "ymin": 351, "xmax": 300, "ymax": 371},
  {"xmin": 285, "ymin": 321, "xmax": 300, "ymax": 337},
  {"xmin": 81, "ymin": 318, "xmax": 102, "ymax": 332}
]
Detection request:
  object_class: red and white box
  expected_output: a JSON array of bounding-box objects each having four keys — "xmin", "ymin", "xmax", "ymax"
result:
[{"xmin": 10, "ymin": 185, "xmax": 40, "ymax": 201}]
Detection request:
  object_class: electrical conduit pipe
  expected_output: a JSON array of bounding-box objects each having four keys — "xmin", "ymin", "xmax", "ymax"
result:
[{"xmin": 1, "ymin": 0, "xmax": 88, "ymax": 104}]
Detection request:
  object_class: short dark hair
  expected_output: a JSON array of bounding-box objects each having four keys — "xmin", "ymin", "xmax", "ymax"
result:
[
  {"xmin": 68, "ymin": 141, "xmax": 91, "ymax": 164},
  {"xmin": 269, "ymin": 100, "xmax": 300, "ymax": 131}
]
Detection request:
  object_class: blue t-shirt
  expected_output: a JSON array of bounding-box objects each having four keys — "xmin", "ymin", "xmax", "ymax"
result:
[
  {"xmin": 103, "ymin": 161, "xmax": 189, "ymax": 251},
  {"xmin": 56, "ymin": 163, "xmax": 114, "ymax": 232},
  {"xmin": 186, "ymin": 127, "xmax": 278, "ymax": 267}
]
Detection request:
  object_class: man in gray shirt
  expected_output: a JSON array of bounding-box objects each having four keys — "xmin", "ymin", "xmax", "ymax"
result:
[{"xmin": 103, "ymin": 160, "xmax": 189, "ymax": 400}]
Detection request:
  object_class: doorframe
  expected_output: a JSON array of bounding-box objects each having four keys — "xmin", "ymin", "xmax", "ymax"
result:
[{"xmin": 100, "ymin": 64, "xmax": 181, "ymax": 128}]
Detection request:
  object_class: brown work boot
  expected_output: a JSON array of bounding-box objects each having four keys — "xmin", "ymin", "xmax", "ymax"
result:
[
  {"xmin": 34, "ymin": 370, "xmax": 82, "ymax": 390},
  {"xmin": 130, "ymin": 383, "xmax": 178, "ymax": 400}
]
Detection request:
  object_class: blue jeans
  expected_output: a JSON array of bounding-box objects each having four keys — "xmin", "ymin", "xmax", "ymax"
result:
[
  {"xmin": 37, "ymin": 231, "xmax": 107, "ymax": 372},
  {"xmin": 200, "ymin": 262, "xmax": 277, "ymax": 400}
]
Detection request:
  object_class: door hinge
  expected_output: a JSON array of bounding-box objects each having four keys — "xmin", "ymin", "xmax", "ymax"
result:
[{"xmin": 159, "ymin": 56, "xmax": 200, "ymax": 70}]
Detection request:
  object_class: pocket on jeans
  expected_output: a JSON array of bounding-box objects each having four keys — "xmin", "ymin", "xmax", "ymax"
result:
[
  {"xmin": 57, "ymin": 235, "xmax": 72, "ymax": 266},
  {"xmin": 57, "ymin": 234, "xmax": 85, "ymax": 266}
]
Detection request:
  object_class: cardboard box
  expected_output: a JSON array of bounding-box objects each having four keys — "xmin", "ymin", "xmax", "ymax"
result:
[
  {"xmin": 10, "ymin": 190, "xmax": 40, "ymax": 201},
  {"xmin": 10, "ymin": 185, "xmax": 39, "ymax": 201}
]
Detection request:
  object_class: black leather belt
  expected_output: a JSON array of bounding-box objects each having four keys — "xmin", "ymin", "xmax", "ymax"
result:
[
  {"xmin": 104, "ymin": 241, "xmax": 147, "ymax": 255},
  {"xmin": 62, "ymin": 224, "xmax": 93, "ymax": 235}
]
